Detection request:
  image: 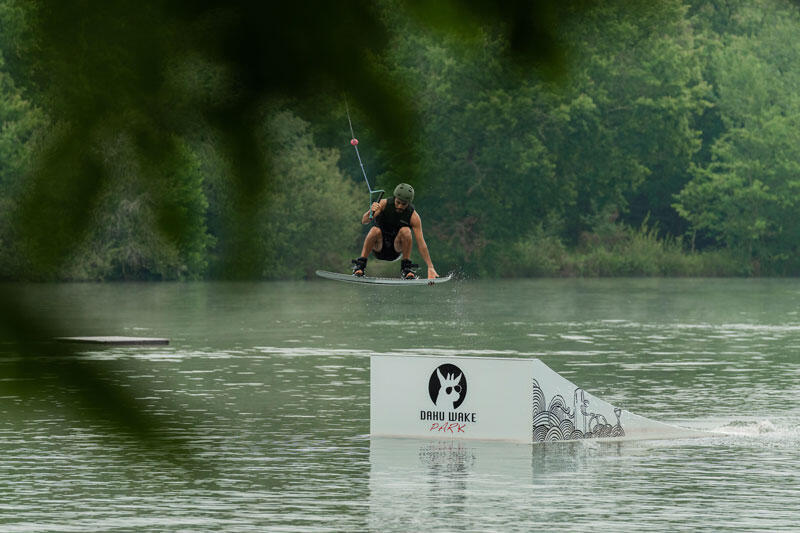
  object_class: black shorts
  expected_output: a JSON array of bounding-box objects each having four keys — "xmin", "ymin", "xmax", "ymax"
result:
[{"xmin": 374, "ymin": 231, "xmax": 400, "ymax": 261}]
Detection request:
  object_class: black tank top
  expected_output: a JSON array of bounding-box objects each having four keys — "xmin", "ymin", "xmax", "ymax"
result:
[{"xmin": 375, "ymin": 197, "xmax": 415, "ymax": 235}]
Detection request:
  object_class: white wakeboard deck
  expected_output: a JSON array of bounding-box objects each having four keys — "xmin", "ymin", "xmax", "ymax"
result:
[
  {"xmin": 371, "ymin": 354, "xmax": 710, "ymax": 444},
  {"xmin": 316, "ymin": 270, "xmax": 453, "ymax": 285}
]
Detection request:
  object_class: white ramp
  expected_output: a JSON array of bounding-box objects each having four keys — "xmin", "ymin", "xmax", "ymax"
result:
[{"xmin": 370, "ymin": 354, "xmax": 707, "ymax": 443}]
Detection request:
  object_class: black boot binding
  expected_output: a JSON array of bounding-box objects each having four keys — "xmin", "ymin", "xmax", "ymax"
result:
[
  {"xmin": 400, "ymin": 259, "xmax": 419, "ymax": 280},
  {"xmin": 351, "ymin": 256, "xmax": 367, "ymax": 277}
]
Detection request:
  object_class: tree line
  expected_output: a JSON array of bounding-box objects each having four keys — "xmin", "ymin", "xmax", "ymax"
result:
[{"xmin": 1, "ymin": 0, "xmax": 799, "ymax": 280}]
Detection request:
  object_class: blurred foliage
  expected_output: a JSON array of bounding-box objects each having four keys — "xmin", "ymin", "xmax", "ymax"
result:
[
  {"xmin": 0, "ymin": 0, "xmax": 586, "ymax": 281},
  {"xmin": 1, "ymin": 0, "xmax": 415, "ymax": 280},
  {"xmin": 4, "ymin": 0, "xmax": 800, "ymax": 465},
  {"xmin": 0, "ymin": 0, "xmax": 587, "ymax": 464},
  {"xmin": 1, "ymin": 1, "xmax": 799, "ymax": 281}
]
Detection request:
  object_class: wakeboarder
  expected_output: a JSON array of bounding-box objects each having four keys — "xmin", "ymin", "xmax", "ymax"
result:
[{"xmin": 352, "ymin": 183, "xmax": 439, "ymax": 280}]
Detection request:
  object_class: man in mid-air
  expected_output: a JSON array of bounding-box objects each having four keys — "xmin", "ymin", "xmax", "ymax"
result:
[{"xmin": 352, "ymin": 183, "xmax": 439, "ymax": 280}]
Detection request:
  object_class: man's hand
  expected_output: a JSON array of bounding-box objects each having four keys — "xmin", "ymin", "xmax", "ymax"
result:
[
  {"xmin": 363, "ymin": 201, "xmax": 384, "ymax": 223},
  {"xmin": 427, "ymin": 267, "xmax": 439, "ymax": 279},
  {"xmin": 368, "ymin": 201, "xmax": 383, "ymax": 220}
]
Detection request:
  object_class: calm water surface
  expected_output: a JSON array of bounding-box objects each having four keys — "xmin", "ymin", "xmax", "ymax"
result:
[{"xmin": 1, "ymin": 279, "xmax": 799, "ymax": 531}]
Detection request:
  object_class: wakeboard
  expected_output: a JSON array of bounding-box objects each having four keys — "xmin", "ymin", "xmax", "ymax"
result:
[{"xmin": 315, "ymin": 270, "xmax": 453, "ymax": 286}]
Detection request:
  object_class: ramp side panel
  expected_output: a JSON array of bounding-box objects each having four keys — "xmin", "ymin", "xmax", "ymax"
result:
[
  {"xmin": 371, "ymin": 354, "xmax": 707, "ymax": 443},
  {"xmin": 529, "ymin": 359, "xmax": 704, "ymax": 442},
  {"xmin": 371, "ymin": 355, "xmax": 534, "ymax": 443}
]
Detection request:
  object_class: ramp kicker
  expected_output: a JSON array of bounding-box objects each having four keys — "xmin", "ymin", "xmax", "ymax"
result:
[{"xmin": 370, "ymin": 354, "xmax": 707, "ymax": 444}]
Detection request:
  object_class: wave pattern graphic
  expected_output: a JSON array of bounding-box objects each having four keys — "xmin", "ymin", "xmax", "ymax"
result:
[{"xmin": 531, "ymin": 379, "xmax": 624, "ymax": 442}]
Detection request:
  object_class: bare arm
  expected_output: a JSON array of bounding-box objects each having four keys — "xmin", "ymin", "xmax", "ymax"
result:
[
  {"xmin": 361, "ymin": 198, "xmax": 387, "ymax": 224},
  {"xmin": 410, "ymin": 212, "xmax": 439, "ymax": 279}
]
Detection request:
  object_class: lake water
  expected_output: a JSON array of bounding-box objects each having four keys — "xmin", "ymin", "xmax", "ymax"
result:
[{"xmin": 1, "ymin": 279, "xmax": 799, "ymax": 531}]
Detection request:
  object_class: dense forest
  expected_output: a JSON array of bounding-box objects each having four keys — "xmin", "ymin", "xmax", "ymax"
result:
[{"xmin": 2, "ymin": 0, "xmax": 800, "ymax": 280}]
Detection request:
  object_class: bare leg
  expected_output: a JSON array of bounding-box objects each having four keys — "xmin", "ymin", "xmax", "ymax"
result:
[
  {"xmin": 361, "ymin": 226, "xmax": 383, "ymax": 257},
  {"xmin": 394, "ymin": 227, "xmax": 413, "ymax": 259}
]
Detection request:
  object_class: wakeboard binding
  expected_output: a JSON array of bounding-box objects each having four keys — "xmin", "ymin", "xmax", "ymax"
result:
[
  {"xmin": 400, "ymin": 259, "xmax": 419, "ymax": 280},
  {"xmin": 352, "ymin": 256, "xmax": 367, "ymax": 277}
]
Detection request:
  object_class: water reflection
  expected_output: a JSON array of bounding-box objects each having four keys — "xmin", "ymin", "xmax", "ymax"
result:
[
  {"xmin": 369, "ymin": 429, "xmax": 800, "ymax": 531},
  {"xmin": 2, "ymin": 280, "xmax": 800, "ymax": 531},
  {"xmin": 368, "ymin": 437, "xmax": 612, "ymax": 529}
]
